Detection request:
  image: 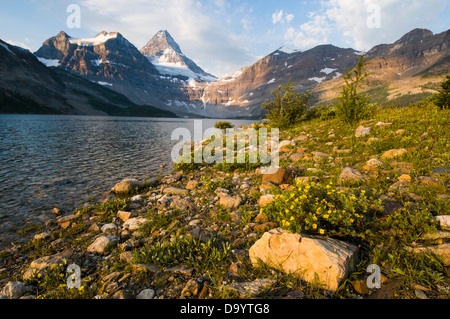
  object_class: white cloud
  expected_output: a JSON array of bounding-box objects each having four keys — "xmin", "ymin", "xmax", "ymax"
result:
[
  {"xmin": 325, "ymin": 0, "xmax": 447, "ymax": 51},
  {"xmin": 78, "ymin": 0, "xmax": 256, "ymax": 77},
  {"xmin": 286, "ymin": 13, "xmax": 295, "ymax": 23},
  {"xmin": 272, "ymin": 10, "xmax": 284, "ymax": 24},
  {"xmin": 283, "ymin": 0, "xmax": 447, "ymax": 52},
  {"xmin": 284, "ymin": 13, "xmax": 330, "ymax": 49},
  {"xmin": 5, "ymin": 40, "xmax": 32, "ymax": 51},
  {"xmin": 272, "ymin": 9, "xmax": 295, "ymax": 24}
]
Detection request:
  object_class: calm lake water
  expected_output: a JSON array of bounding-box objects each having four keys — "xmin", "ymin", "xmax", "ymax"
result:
[{"xmin": 0, "ymin": 114, "xmax": 254, "ymax": 248}]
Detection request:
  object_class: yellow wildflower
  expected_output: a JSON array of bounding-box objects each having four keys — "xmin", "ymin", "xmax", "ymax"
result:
[
  {"xmin": 319, "ymin": 229, "xmax": 325, "ymax": 235},
  {"xmin": 312, "ymin": 224, "xmax": 317, "ymax": 229}
]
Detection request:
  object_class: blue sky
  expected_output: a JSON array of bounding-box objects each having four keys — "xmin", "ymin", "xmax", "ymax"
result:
[{"xmin": 1, "ymin": 0, "xmax": 449, "ymax": 77}]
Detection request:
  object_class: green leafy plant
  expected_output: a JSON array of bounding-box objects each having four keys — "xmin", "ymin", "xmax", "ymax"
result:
[
  {"xmin": 262, "ymin": 80, "xmax": 314, "ymax": 128},
  {"xmin": 432, "ymin": 75, "xmax": 450, "ymax": 109},
  {"xmin": 335, "ymin": 54, "xmax": 372, "ymax": 125},
  {"xmin": 133, "ymin": 236, "xmax": 232, "ymax": 272},
  {"xmin": 262, "ymin": 181, "xmax": 383, "ymax": 239},
  {"xmin": 214, "ymin": 121, "xmax": 234, "ymax": 130}
]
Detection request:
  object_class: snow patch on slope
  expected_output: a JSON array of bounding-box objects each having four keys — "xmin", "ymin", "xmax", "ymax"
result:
[
  {"xmin": 0, "ymin": 42, "xmax": 16, "ymax": 55},
  {"xmin": 320, "ymin": 67, "xmax": 337, "ymax": 75},
  {"xmin": 308, "ymin": 76, "xmax": 327, "ymax": 83},
  {"xmin": 37, "ymin": 57, "xmax": 60, "ymax": 67},
  {"xmin": 277, "ymin": 46, "xmax": 298, "ymax": 54},
  {"xmin": 69, "ymin": 32, "xmax": 118, "ymax": 46}
]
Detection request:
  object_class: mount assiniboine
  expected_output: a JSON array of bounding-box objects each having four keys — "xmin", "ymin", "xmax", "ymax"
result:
[
  {"xmin": 140, "ymin": 30, "xmax": 217, "ymax": 83},
  {"xmin": 1, "ymin": 28, "xmax": 449, "ymax": 118}
]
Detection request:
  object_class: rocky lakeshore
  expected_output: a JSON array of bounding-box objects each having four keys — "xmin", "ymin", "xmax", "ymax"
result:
[{"xmin": 1, "ymin": 104, "xmax": 449, "ymax": 300}]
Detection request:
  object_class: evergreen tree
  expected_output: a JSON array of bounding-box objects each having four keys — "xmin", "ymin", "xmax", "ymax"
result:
[
  {"xmin": 335, "ymin": 54, "xmax": 371, "ymax": 125},
  {"xmin": 262, "ymin": 80, "xmax": 313, "ymax": 128},
  {"xmin": 433, "ymin": 75, "xmax": 450, "ymax": 109}
]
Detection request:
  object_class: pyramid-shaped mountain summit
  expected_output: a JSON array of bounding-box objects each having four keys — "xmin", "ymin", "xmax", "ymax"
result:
[{"xmin": 140, "ymin": 30, "xmax": 217, "ymax": 82}]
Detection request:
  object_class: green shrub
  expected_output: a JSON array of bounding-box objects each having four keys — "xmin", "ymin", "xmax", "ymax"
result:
[
  {"xmin": 304, "ymin": 104, "xmax": 336, "ymax": 121},
  {"xmin": 133, "ymin": 236, "xmax": 232, "ymax": 271},
  {"xmin": 262, "ymin": 80, "xmax": 314, "ymax": 128},
  {"xmin": 335, "ymin": 54, "xmax": 372, "ymax": 125},
  {"xmin": 214, "ymin": 121, "xmax": 234, "ymax": 129},
  {"xmin": 432, "ymin": 75, "xmax": 450, "ymax": 109},
  {"xmin": 262, "ymin": 181, "xmax": 383, "ymax": 239}
]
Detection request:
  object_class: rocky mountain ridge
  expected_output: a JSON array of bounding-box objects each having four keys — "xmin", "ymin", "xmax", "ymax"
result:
[
  {"xmin": 0, "ymin": 39, "xmax": 175, "ymax": 117},
  {"xmin": 5, "ymin": 27, "xmax": 450, "ymax": 118}
]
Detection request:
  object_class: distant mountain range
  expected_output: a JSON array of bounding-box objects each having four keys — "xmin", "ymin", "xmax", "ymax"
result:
[{"xmin": 1, "ymin": 28, "xmax": 449, "ymax": 118}]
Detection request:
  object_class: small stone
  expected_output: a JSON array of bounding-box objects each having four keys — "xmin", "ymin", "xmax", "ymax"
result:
[
  {"xmin": 136, "ymin": 289, "xmax": 155, "ymax": 299},
  {"xmin": 411, "ymin": 283, "xmax": 430, "ymax": 292},
  {"xmin": 188, "ymin": 219, "xmax": 201, "ymax": 227},
  {"xmin": 355, "ymin": 125, "xmax": 372, "ymax": 138},
  {"xmin": 259, "ymin": 181, "xmax": 277, "ymax": 190},
  {"xmin": 258, "ymin": 194, "xmax": 275, "ymax": 207},
  {"xmin": 382, "ymin": 148, "xmax": 408, "ymax": 160},
  {"xmin": 292, "ymin": 135, "xmax": 308, "ymax": 142},
  {"xmin": 226, "ymin": 278, "xmax": 276, "ymax": 297},
  {"xmin": 57, "ymin": 214, "xmax": 79, "ymax": 225},
  {"xmin": 338, "ymin": 167, "xmax": 365, "ymax": 185},
  {"xmin": 116, "ymin": 211, "xmax": 136, "ymax": 222},
  {"xmin": 186, "ymin": 180, "xmax": 199, "ymax": 190},
  {"xmin": 219, "ymin": 195, "xmax": 242, "ymax": 209},
  {"xmin": 363, "ymin": 158, "xmax": 384, "ymax": 171},
  {"xmin": 181, "ymin": 279, "xmax": 201, "ymax": 297},
  {"xmin": 253, "ymin": 212, "xmax": 269, "ymax": 223},
  {"xmin": 123, "ymin": 217, "xmax": 148, "ymax": 231},
  {"xmin": 352, "ymin": 278, "xmax": 370, "ymax": 295},
  {"xmin": 414, "ymin": 289, "xmax": 428, "ymax": 299},
  {"xmin": 23, "ymin": 252, "xmax": 70, "ymax": 280},
  {"xmin": 389, "ymin": 180, "xmax": 410, "ymax": 192},
  {"xmin": 33, "ymin": 232, "xmax": 51, "ymax": 241},
  {"xmin": 51, "ymin": 208, "xmax": 63, "ymax": 216},
  {"xmin": 286, "ymin": 290, "xmax": 305, "ymax": 299},
  {"xmin": 398, "ymin": 174, "xmax": 412, "ymax": 182},
  {"xmin": 435, "ymin": 215, "xmax": 450, "ymax": 230},
  {"xmin": 166, "ymin": 265, "xmax": 194, "ymax": 276},
  {"xmin": 229, "ymin": 262, "xmax": 243, "ymax": 277},
  {"xmin": 0, "ymin": 281, "xmax": 33, "ymax": 299},
  {"xmin": 289, "ymin": 152, "xmax": 305, "ymax": 162},
  {"xmin": 311, "ymin": 151, "xmax": 330, "ymax": 160},
  {"xmin": 130, "ymin": 195, "xmax": 144, "ymax": 202},
  {"xmin": 86, "ymin": 236, "xmax": 118, "ymax": 254},
  {"xmin": 50, "ymin": 238, "xmax": 71, "ymax": 249},
  {"xmin": 119, "ymin": 251, "xmax": 133, "ymax": 262},
  {"xmin": 406, "ymin": 243, "xmax": 450, "ymax": 266},
  {"xmin": 111, "ymin": 179, "xmax": 144, "ymax": 194},
  {"xmin": 111, "ymin": 289, "xmax": 130, "ymax": 299},
  {"xmin": 262, "ymin": 168, "xmax": 294, "ymax": 185},
  {"xmin": 376, "ymin": 122, "xmax": 392, "ymax": 127},
  {"xmin": 163, "ymin": 187, "xmax": 189, "ymax": 196},
  {"xmin": 279, "ymin": 140, "xmax": 296, "ymax": 152},
  {"xmin": 132, "ymin": 264, "xmax": 160, "ymax": 273},
  {"xmin": 419, "ymin": 176, "xmax": 440, "ymax": 188},
  {"xmin": 101, "ymin": 223, "xmax": 118, "ymax": 235},
  {"xmin": 230, "ymin": 211, "xmax": 242, "ymax": 223}
]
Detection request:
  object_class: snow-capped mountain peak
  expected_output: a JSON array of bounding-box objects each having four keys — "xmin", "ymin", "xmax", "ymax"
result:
[{"xmin": 140, "ymin": 30, "xmax": 217, "ymax": 82}]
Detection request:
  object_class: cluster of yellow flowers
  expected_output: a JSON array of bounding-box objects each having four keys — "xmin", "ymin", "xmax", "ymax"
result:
[{"xmin": 263, "ymin": 181, "xmax": 382, "ymax": 238}]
